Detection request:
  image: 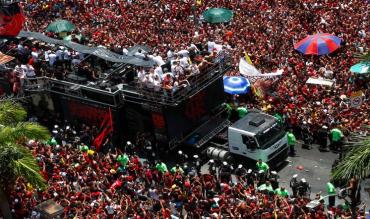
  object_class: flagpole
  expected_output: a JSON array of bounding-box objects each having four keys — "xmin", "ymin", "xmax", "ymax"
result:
[{"xmin": 109, "ymin": 107, "xmax": 113, "ymax": 132}]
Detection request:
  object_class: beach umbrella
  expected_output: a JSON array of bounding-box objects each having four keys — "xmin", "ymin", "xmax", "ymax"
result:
[
  {"xmin": 46, "ymin": 19, "xmax": 75, "ymax": 33},
  {"xmin": 223, "ymin": 76, "xmax": 250, "ymax": 95},
  {"xmin": 294, "ymin": 33, "xmax": 341, "ymax": 55},
  {"xmin": 202, "ymin": 8, "xmax": 233, "ymax": 24},
  {"xmin": 350, "ymin": 62, "xmax": 370, "ymax": 74}
]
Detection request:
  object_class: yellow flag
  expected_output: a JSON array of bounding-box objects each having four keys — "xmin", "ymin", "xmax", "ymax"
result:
[
  {"xmin": 196, "ymin": 0, "xmax": 202, "ymax": 6},
  {"xmin": 244, "ymin": 52, "xmax": 253, "ymax": 65}
]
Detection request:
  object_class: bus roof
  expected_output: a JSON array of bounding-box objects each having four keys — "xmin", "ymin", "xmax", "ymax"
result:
[{"xmin": 230, "ymin": 110, "xmax": 277, "ymax": 135}]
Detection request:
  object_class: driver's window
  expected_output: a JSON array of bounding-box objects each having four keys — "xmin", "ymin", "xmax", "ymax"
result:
[{"xmin": 242, "ymin": 135, "xmax": 258, "ymax": 149}]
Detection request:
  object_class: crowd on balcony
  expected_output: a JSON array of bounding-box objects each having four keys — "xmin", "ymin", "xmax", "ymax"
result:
[{"xmin": 8, "ymin": 124, "xmax": 367, "ymax": 218}]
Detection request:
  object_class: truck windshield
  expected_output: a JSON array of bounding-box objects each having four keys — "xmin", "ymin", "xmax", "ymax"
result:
[{"xmin": 255, "ymin": 123, "xmax": 285, "ymax": 149}]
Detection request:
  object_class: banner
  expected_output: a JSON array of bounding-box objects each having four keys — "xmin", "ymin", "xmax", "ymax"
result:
[
  {"xmin": 0, "ymin": 52, "xmax": 14, "ymax": 64},
  {"xmin": 350, "ymin": 91, "xmax": 363, "ymax": 109},
  {"xmin": 239, "ymin": 58, "xmax": 283, "ymax": 79},
  {"xmin": 306, "ymin": 77, "xmax": 334, "ymax": 86},
  {"xmin": 92, "ymin": 108, "xmax": 113, "ymax": 151}
]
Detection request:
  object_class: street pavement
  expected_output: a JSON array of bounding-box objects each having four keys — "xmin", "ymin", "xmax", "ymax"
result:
[{"xmin": 199, "ymin": 141, "xmax": 370, "ymax": 210}]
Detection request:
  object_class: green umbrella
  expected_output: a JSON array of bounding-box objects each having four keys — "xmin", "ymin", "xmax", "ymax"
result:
[
  {"xmin": 46, "ymin": 19, "xmax": 75, "ymax": 33},
  {"xmin": 350, "ymin": 62, "xmax": 370, "ymax": 74},
  {"xmin": 202, "ymin": 8, "xmax": 233, "ymax": 24}
]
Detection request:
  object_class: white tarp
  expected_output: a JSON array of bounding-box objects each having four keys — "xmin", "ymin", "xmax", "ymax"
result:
[
  {"xmin": 306, "ymin": 77, "xmax": 334, "ymax": 86},
  {"xmin": 239, "ymin": 58, "xmax": 283, "ymax": 79}
]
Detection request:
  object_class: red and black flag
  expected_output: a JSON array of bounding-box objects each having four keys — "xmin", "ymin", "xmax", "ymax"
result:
[
  {"xmin": 0, "ymin": 2, "xmax": 25, "ymax": 37},
  {"xmin": 92, "ymin": 108, "xmax": 113, "ymax": 151}
]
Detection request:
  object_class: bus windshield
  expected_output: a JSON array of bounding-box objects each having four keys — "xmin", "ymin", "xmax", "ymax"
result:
[{"xmin": 255, "ymin": 123, "xmax": 286, "ymax": 149}]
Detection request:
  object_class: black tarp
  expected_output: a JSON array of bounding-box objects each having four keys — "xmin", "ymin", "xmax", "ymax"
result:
[{"xmin": 18, "ymin": 31, "xmax": 155, "ymax": 67}]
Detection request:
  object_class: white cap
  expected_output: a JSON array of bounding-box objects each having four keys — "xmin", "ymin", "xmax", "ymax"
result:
[
  {"xmin": 223, "ymin": 161, "xmax": 227, "ymax": 166},
  {"xmin": 178, "ymin": 150, "xmax": 183, "ymax": 155},
  {"xmin": 293, "ymin": 174, "xmax": 298, "ymax": 178},
  {"xmin": 209, "ymin": 159, "xmax": 214, "ymax": 163},
  {"xmin": 247, "ymin": 169, "xmax": 252, "ymax": 173},
  {"xmin": 238, "ymin": 164, "xmax": 243, "ymax": 169},
  {"xmin": 303, "ymin": 121, "xmax": 307, "ymax": 125},
  {"xmin": 301, "ymin": 178, "xmax": 306, "ymax": 183},
  {"xmin": 54, "ymin": 125, "xmax": 59, "ymax": 129},
  {"xmin": 127, "ymin": 141, "xmax": 132, "ymax": 145},
  {"xmin": 52, "ymin": 130, "xmax": 58, "ymax": 134},
  {"xmin": 193, "ymin": 155, "xmax": 199, "ymax": 159},
  {"xmin": 259, "ymin": 170, "xmax": 264, "ymax": 174},
  {"xmin": 322, "ymin": 125, "xmax": 328, "ymax": 129},
  {"xmin": 271, "ymin": 171, "xmax": 277, "ymax": 175},
  {"xmin": 66, "ymin": 126, "xmax": 70, "ymax": 130}
]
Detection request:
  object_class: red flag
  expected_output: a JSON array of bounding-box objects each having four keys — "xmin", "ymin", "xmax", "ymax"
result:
[
  {"xmin": 93, "ymin": 108, "xmax": 113, "ymax": 151},
  {"xmin": 0, "ymin": 2, "xmax": 25, "ymax": 37}
]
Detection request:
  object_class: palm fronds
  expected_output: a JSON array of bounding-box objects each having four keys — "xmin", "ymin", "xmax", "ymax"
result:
[
  {"xmin": 0, "ymin": 101, "xmax": 27, "ymax": 125},
  {"xmin": 0, "ymin": 122, "xmax": 50, "ymax": 144},
  {"xmin": 332, "ymin": 134, "xmax": 370, "ymax": 181}
]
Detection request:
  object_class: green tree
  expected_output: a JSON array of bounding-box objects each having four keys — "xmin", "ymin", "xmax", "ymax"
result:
[
  {"xmin": 332, "ymin": 133, "xmax": 370, "ymax": 181},
  {"xmin": 355, "ymin": 50, "xmax": 370, "ymax": 62},
  {"xmin": 332, "ymin": 129, "xmax": 370, "ymax": 219},
  {"xmin": 0, "ymin": 101, "xmax": 50, "ymax": 219}
]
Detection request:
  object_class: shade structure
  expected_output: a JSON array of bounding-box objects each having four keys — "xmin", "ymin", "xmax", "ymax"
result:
[
  {"xmin": 202, "ymin": 8, "xmax": 233, "ymax": 24},
  {"xmin": 46, "ymin": 20, "xmax": 75, "ymax": 33},
  {"xmin": 223, "ymin": 76, "xmax": 250, "ymax": 95},
  {"xmin": 350, "ymin": 62, "xmax": 370, "ymax": 74},
  {"xmin": 294, "ymin": 33, "xmax": 341, "ymax": 55}
]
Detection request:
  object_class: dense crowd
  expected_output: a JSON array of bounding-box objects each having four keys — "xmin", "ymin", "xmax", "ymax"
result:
[
  {"xmin": 8, "ymin": 124, "xmax": 367, "ymax": 218},
  {"xmin": 17, "ymin": 0, "xmax": 369, "ymax": 132},
  {"xmin": 2, "ymin": 0, "xmax": 369, "ymax": 217}
]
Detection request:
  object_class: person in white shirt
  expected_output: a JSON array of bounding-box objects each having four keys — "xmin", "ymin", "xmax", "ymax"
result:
[
  {"xmin": 48, "ymin": 52, "xmax": 57, "ymax": 67},
  {"xmin": 179, "ymin": 54, "xmax": 190, "ymax": 69},
  {"xmin": 31, "ymin": 48, "xmax": 39, "ymax": 62},
  {"xmin": 207, "ymin": 40, "xmax": 216, "ymax": 53},
  {"xmin": 154, "ymin": 65, "xmax": 163, "ymax": 79},
  {"xmin": 153, "ymin": 75, "xmax": 162, "ymax": 92},
  {"xmin": 167, "ymin": 48, "xmax": 174, "ymax": 61},
  {"xmin": 150, "ymin": 54, "xmax": 165, "ymax": 66},
  {"xmin": 25, "ymin": 64, "xmax": 36, "ymax": 78},
  {"xmin": 56, "ymin": 47, "xmax": 64, "ymax": 61},
  {"xmin": 137, "ymin": 68, "xmax": 146, "ymax": 83},
  {"xmin": 177, "ymin": 49, "xmax": 189, "ymax": 57}
]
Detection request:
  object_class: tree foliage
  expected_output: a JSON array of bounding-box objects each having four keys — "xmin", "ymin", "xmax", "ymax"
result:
[
  {"xmin": 332, "ymin": 129, "xmax": 370, "ymax": 182},
  {"xmin": 0, "ymin": 101, "xmax": 49, "ymax": 191}
]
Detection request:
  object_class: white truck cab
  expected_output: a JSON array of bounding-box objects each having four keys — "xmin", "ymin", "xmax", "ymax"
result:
[{"xmin": 228, "ymin": 110, "xmax": 288, "ymax": 163}]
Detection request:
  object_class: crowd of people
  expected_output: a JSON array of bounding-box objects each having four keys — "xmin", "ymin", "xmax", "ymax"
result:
[
  {"xmin": 15, "ymin": 0, "xmax": 369, "ymax": 132},
  {"xmin": 8, "ymin": 123, "xmax": 367, "ymax": 218},
  {"xmin": 1, "ymin": 0, "xmax": 369, "ymax": 217}
]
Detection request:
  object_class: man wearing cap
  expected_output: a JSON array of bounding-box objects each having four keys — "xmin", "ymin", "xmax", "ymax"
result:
[
  {"xmin": 234, "ymin": 164, "xmax": 247, "ymax": 180},
  {"xmin": 327, "ymin": 181, "xmax": 336, "ymax": 207},
  {"xmin": 256, "ymin": 159, "xmax": 269, "ymax": 173},
  {"xmin": 125, "ymin": 141, "xmax": 135, "ymax": 155},
  {"xmin": 208, "ymin": 159, "xmax": 217, "ymax": 176}
]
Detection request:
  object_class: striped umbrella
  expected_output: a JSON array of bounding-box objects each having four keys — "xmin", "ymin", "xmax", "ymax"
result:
[
  {"xmin": 294, "ymin": 33, "xmax": 341, "ymax": 55},
  {"xmin": 350, "ymin": 62, "xmax": 370, "ymax": 74},
  {"xmin": 223, "ymin": 76, "xmax": 250, "ymax": 95}
]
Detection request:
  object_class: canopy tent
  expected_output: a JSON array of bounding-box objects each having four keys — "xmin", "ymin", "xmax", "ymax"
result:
[{"xmin": 18, "ymin": 31, "xmax": 155, "ymax": 67}]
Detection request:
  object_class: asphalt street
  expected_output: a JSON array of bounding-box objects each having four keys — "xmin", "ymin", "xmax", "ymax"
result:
[{"xmin": 199, "ymin": 141, "xmax": 370, "ymax": 210}]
